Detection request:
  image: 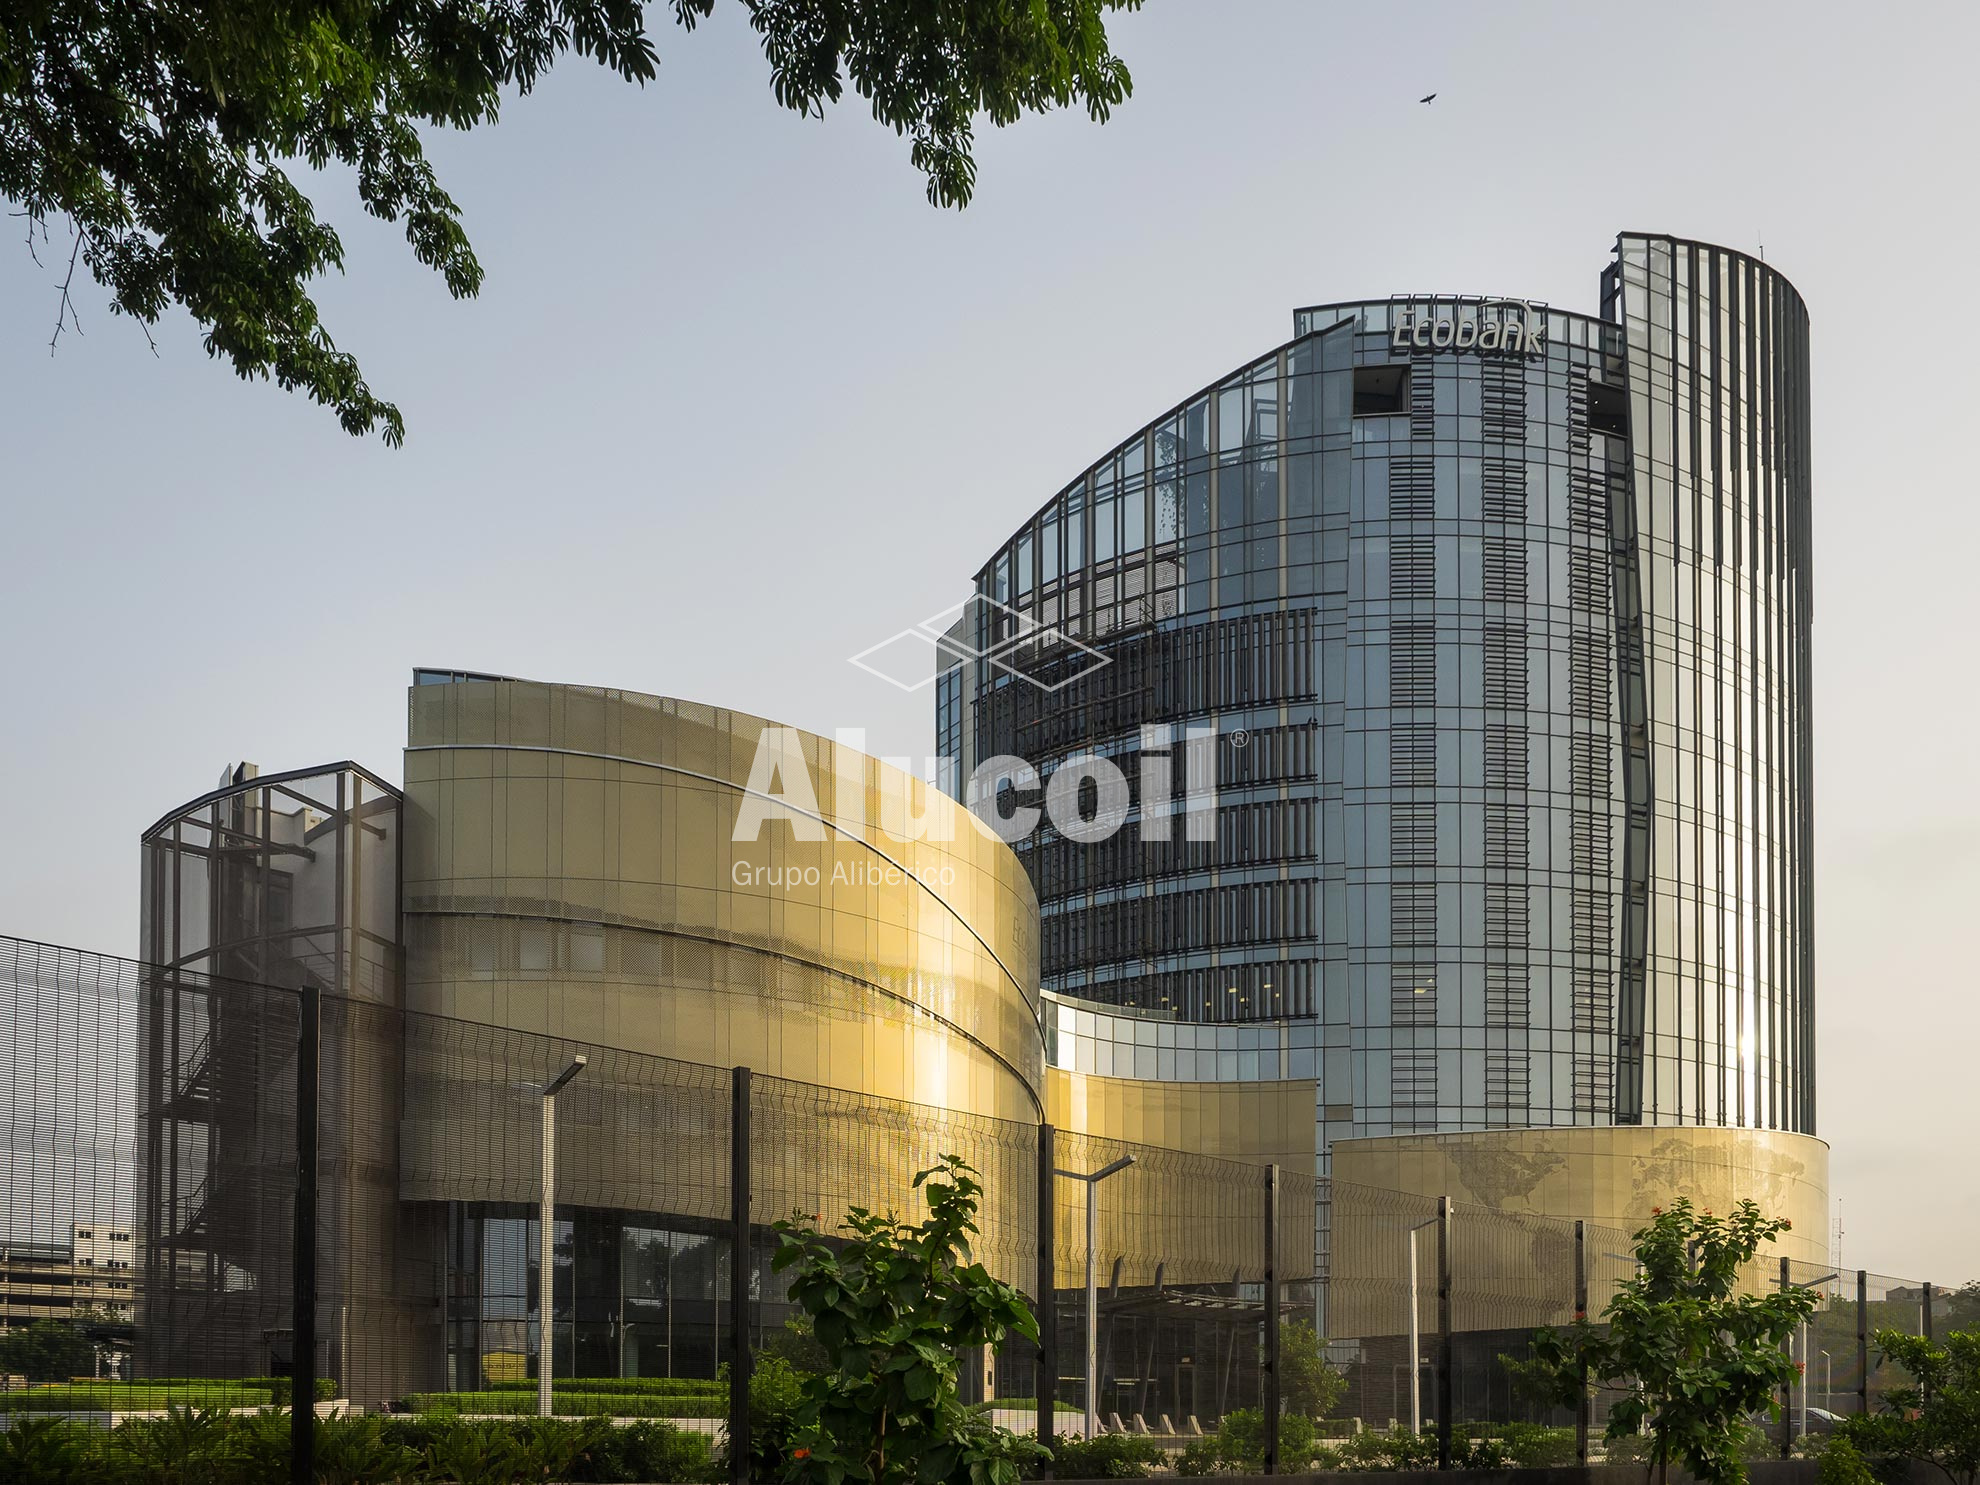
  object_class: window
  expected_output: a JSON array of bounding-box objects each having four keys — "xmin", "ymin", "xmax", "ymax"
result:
[
  {"xmin": 1588, "ymin": 378, "xmax": 1629, "ymax": 437},
  {"xmin": 1353, "ymin": 365, "xmax": 1411, "ymax": 416}
]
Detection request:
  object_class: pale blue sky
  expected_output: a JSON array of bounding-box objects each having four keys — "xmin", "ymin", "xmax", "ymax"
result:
[{"xmin": 2, "ymin": 2, "xmax": 1974, "ymax": 1278}]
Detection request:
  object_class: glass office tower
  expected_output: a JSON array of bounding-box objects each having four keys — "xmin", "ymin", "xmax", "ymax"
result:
[{"xmin": 945, "ymin": 233, "xmax": 1814, "ymax": 1168}]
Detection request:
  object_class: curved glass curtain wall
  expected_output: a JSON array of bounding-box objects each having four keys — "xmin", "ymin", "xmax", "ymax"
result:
[
  {"xmin": 954, "ymin": 247, "xmax": 1813, "ymax": 1150},
  {"xmin": 1605, "ymin": 235, "xmax": 1815, "ymax": 1135}
]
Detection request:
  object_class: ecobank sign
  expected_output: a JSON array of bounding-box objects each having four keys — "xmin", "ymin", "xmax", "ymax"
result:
[{"xmin": 1391, "ymin": 300, "xmax": 1548, "ymax": 357}]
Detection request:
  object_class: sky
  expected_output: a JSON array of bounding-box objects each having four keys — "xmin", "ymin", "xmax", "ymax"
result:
[{"xmin": 2, "ymin": 3, "xmax": 1975, "ymax": 1281}]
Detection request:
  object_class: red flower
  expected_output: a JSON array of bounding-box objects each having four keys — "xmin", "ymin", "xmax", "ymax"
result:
[{"xmin": 794, "ymin": 1448, "xmax": 811, "ymax": 1460}]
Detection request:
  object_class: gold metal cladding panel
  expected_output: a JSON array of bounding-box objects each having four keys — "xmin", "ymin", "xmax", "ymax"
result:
[
  {"xmin": 1045, "ymin": 1068, "xmax": 1317, "ymax": 1289},
  {"xmin": 1046, "ymin": 1068, "xmax": 1316, "ymax": 1173},
  {"xmin": 1327, "ymin": 1127, "xmax": 1829, "ymax": 1338},
  {"xmin": 402, "ymin": 680, "xmax": 1042, "ymax": 1122},
  {"xmin": 1330, "ymin": 1126, "xmax": 1830, "ymax": 1262}
]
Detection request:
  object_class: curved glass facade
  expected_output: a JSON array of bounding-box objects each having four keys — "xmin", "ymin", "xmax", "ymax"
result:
[{"xmin": 949, "ymin": 233, "xmax": 1814, "ymax": 1165}]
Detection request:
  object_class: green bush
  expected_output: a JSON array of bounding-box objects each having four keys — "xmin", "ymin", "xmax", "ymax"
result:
[
  {"xmin": 0, "ymin": 1410, "xmax": 719, "ymax": 1485},
  {"xmin": 400, "ymin": 1390, "xmax": 724, "ymax": 1419},
  {"xmin": 0, "ymin": 1382, "xmax": 276, "ymax": 1413},
  {"xmin": 1330, "ymin": 1423, "xmax": 1440, "ymax": 1471},
  {"xmin": 1603, "ymin": 1430, "xmax": 1652, "ymax": 1464},
  {"xmin": 1025, "ymin": 1430, "xmax": 1165, "ymax": 1478},
  {"xmin": 112, "ymin": 1375, "xmax": 338, "ymax": 1404},
  {"xmin": 1170, "ymin": 1408, "xmax": 1323, "ymax": 1474},
  {"xmin": 1494, "ymin": 1421, "xmax": 1578, "ymax": 1467},
  {"xmin": 709, "ymin": 1353, "xmax": 809, "ymax": 1481},
  {"xmin": 567, "ymin": 1418, "xmax": 716, "ymax": 1484},
  {"xmin": 0, "ymin": 1416, "xmax": 94, "ymax": 1485},
  {"xmin": 1817, "ymin": 1435, "xmax": 1879, "ymax": 1485},
  {"xmin": 482, "ymin": 1376, "xmax": 723, "ymax": 1397},
  {"xmin": 1603, "ymin": 1426, "xmax": 1776, "ymax": 1467}
]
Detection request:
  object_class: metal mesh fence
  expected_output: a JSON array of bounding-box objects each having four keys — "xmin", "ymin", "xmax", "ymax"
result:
[
  {"xmin": 749, "ymin": 1072, "xmax": 1037, "ymax": 1298},
  {"xmin": 0, "ymin": 928, "xmax": 1949, "ymax": 1473},
  {"xmin": 1321, "ymin": 1176, "xmax": 1939, "ymax": 1460}
]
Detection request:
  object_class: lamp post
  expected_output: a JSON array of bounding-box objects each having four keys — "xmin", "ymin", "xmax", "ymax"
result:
[
  {"xmin": 1405, "ymin": 1216, "xmax": 1440, "ymax": 1436},
  {"xmin": 1054, "ymin": 1155, "xmax": 1135, "ymax": 1439},
  {"xmin": 539, "ymin": 1056, "xmax": 588, "ymax": 1419}
]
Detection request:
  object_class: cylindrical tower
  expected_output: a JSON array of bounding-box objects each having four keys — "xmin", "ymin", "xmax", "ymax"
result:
[{"xmin": 948, "ymin": 235, "xmax": 1815, "ymax": 1185}]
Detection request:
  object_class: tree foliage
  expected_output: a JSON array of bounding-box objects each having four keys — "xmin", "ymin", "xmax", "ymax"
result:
[
  {"xmin": 1838, "ymin": 1328, "xmax": 1980, "ymax": 1485},
  {"xmin": 2, "ymin": 0, "xmax": 1139, "ymax": 442},
  {"xmin": 770, "ymin": 1154, "xmax": 1044, "ymax": 1485},
  {"xmin": 1523, "ymin": 1198, "xmax": 1819, "ymax": 1485},
  {"xmin": 1280, "ymin": 1318, "xmax": 1347, "ymax": 1420},
  {"xmin": 0, "ymin": 1319, "xmax": 98, "ymax": 1383}
]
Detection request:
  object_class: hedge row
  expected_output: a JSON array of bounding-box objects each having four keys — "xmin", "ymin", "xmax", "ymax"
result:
[
  {"xmin": 122, "ymin": 1376, "xmax": 338, "ymax": 1403},
  {"xmin": 0, "ymin": 1384, "xmax": 275, "ymax": 1413},
  {"xmin": 401, "ymin": 1392, "xmax": 725, "ymax": 1419},
  {"xmin": 483, "ymin": 1377, "xmax": 725, "ymax": 1397},
  {"xmin": 0, "ymin": 1412, "xmax": 717, "ymax": 1485}
]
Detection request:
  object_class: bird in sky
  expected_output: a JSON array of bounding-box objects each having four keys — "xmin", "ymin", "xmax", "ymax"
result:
[{"xmin": 1420, "ymin": 92, "xmax": 1437, "ymax": 104}]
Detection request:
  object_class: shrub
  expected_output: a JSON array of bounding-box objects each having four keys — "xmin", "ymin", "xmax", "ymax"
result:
[
  {"xmin": 1496, "ymin": 1421, "xmax": 1578, "ymax": 1467},
  {"xmin": 1173, "ymin": 1434, "xmax": 1220, "ymax": 1476},
  {"xmin": 312, "ymin": 1412, "xmax": 420, "ymax": 1485},
  {"xmin": 399, "ymin": 1391, "xmax": 724, "ymax": 1419},
  {"xmin": 1024, "ymin": 1431, "xmax": 1165, "ymax": 1478},
  {"xmin": 1331, "ymin": 1424, "xmax": 1440, "ymax": 1471},
  {"xmin": 0, "ymin": 1382, "xmax": 276, "ymax": 1413},
  {"xmin": 711, "ymin": 1353, "xmax": 808, "ymax": 1481},
  {"xmin": 1818, "ymin": 1435, "xmax": 1880, "ymax": 1485},
  {"xmin": 107, "ymin": 1406, "xmax": 250, "ymax": 1483},
  {"xmin": 1838, "ymin": 1328, "xmax": 1980, "ymax": 1485},
  {"xmin": 770, "ymin": 1155, "xmax": 1044, "ymax": 1485},
  {"xmin": 0, "ymin": 1416, "xmax": 93, "ymax": 1485},
  {"xmin": 1171, "ymin": 1408, "xmax": 1323, "ymax": 1473},
  {"xmin": 570, "ymin": 1418, "xmax": 716, "ymax": 1484},
  {"xmin": 482, "ymin": 1376, "xmax": 723, "ymax": 1397}
]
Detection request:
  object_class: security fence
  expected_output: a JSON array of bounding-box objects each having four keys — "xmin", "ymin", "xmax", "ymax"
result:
[
  {"xmin": 1323, "ymin": 1179, "xmax": 1949, "ymax": 1466},
  {"xmin": 0, "ymin": 931, "xmax": 1955, "ymax": 1479},
  {"xmin": 0, "ymin": 935, "xmax": 1305, "ymax": 1474}
]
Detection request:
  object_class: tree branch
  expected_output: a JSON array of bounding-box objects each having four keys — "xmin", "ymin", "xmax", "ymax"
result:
[{"xmin": 49, "ymin": 225, "xmax": 86, "ymax": 354}]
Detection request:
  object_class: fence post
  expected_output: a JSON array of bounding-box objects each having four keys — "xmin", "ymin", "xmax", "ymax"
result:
[
  {"xmin": 1922, "ymin": 1282, "xmax": 1935, "ymax": 1410},
  {"xmin": 1856, "ymin": 1270, "xmax": 1869, "ymax": 1415},
  {"xmin": 1573, "ymin": 1220, "xmax": 1589, "ymax": 1464},
  {"xmin": 290, "ymin": 982, "xmax": 320, "ymax": 1485},
  {"xmin": 1779, "ymin": 1257, "xmax": 1793, "ymax": 1460},
  {"xmin": 1436, "ymin": 1195, "xmax": 1453, "ymax": 1471},
  {"xmin": 1263, "ymin": 1163, "xmax": 1280, "ymax": 1475},
  {"xmin": 729, "ymin": 1066, "xmax": 752, "ymax": 1485},
  {"xmin": 1037, "ymin": 1123, "xmax": 1056, "ymax": 1475}
]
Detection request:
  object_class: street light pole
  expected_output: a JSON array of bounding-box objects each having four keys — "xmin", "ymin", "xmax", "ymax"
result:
[
  {"xmin": 1405, "ymin": 1216, "xmax": 1439, "ymax": 1436},
  {"xmin": 539, "ymin": 1056, "xmax": 588, "ymax": 1420},
  {"xmin": 1054, "ymin": 1155, "xmax": 1134, "ymax": 1439}
]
